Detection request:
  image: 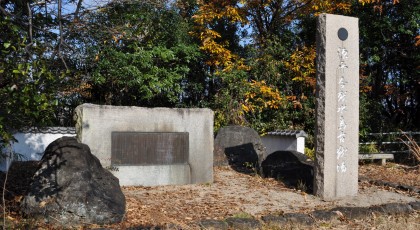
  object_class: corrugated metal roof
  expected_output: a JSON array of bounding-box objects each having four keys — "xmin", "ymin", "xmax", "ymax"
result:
[
  {"xmin": 18, "ymin": 127, "xmax": 76, "ymax": 134},
  {"xmin": 265, "ymin": 130, "xmax": 307, "ymax": 138}
]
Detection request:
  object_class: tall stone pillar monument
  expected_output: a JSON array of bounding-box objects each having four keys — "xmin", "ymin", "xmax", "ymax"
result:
[{"xmin": 314, "ymin": 14, "xmax": 359, "ymax": 199}]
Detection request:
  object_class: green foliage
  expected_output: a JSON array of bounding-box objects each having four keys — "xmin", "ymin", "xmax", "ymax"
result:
[
  {"xmin": 0, "ymin": 16, "xmax": 58, "ymax": 148},
  {"xmin": 89, "ymin": 45, "xmax": 197, "ymax": 106},
  {"xmin": 0, "ymin": 0, "xmax": 418, "ymax": 153},
  {"xmin": 351, "ymin": 0, "xmax": 420, "ymax": 131},
  {"xmin": 359, "ymin": 143, "xmax": 379, "ymax": 154},
  {"xmin": 212, "ymin": 69, "xmax": 250, "ymax": 131},
  {"xmin": 81, "ymin": 1, "xmax": 203, "ymax": 107},
  {"xmin": 304, "ymin": 147, "xmax": 315, "ymax": 161}
]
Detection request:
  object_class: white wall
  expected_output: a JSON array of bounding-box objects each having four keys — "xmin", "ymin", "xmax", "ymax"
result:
[
  {"xmin": 261, "ymin": 135, "xmax": 306, "ymax": 156},
  {"xmin": 261, "ymin": 136, "xmax": 298, "ymax": 155},
  {"xmin": 0, "ymin": 132, "xmax": 75, "ymax": 172}
]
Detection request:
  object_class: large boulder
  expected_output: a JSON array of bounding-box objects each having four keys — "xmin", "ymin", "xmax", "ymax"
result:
[
  {"xmin": 214, "ymin": 126, "xmax": 266, "ymax": 173},
  {"xmin": 261, "ymin": 151, "xmax": 314, "ymax": 192},
  {"xmin": 20, "ymin": 137, "xmax": 125, "ymax": 226}
]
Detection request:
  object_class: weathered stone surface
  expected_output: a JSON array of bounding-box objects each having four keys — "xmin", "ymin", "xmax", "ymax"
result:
[
  {"xmin": 214, "ymin": 126, "xmax": 266, "ymax": 173},
  {"xmin": 262, "ymin": 213, "xmax": 314, "ymax": 226},
  {"xmin": 21, "ymin": 137, "xmax": 125, "ymax": 225},
  {"xmin": 283, "ymin": 213, "xmax": 314, "ymax": 225},
  {"xmin": 198, "ymin": 219, "xmax": 229, "ymax": 230},
  {"xmin": 370, "ymin": 203, "xmax": 413, "ymax": 215},
  {"xmin": 311, "ymin": 210, "xmax": 339, "ymax": 221},
  {"xmin": 331, "ymin": 207, "xmax": 372, "ymax": 219},
  {"xmin": 314, "ymin": 14, "xmax": 359, "ymax": 199},
  {"xmin": 75, "ymin": 104, "xmax": 213, "ymax": 185},
  {"xmin": 225, "ymin": 217, "xmax": 261, "ymax": 230},
  {"xmin": 261, "ymin": 151, "xmax": 313, "ymax": 191},
  {"xmin": 398, "ymin": 185, "xmax": 420, "ymax": 193},
  {"xmin": 409, "ymin": 201, "xmax": 420, "ymax": 210},
  {"xmin": 261, "ymin": 214, "xmax": 289, "ymax": 225}
]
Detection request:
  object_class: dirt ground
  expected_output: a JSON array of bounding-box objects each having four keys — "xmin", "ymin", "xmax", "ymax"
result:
[
  {"xmin": 116, "ymin": 164, "xmax": 420, "ymax": 228},
  {"xmin": 1, "ymin": 162, "xmax": 420, "ymax": 229}
]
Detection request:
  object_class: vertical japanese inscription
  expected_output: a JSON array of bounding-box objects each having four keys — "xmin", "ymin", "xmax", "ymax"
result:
[{"xmin": 336, "ymin": 28, "xmax": 348, "ymax": 173}]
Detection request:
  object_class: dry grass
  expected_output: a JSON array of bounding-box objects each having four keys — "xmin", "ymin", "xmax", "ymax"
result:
[
  {"xmin": 261, "ymin": 213, "xmax": 420, "ymax": 230},
  {"xmin": 359, "ymin": 163, "xmax": 420, "ymax": 188},
  {"xmin": 400, "ymin": 133, "xmax": 420, "ymax": 164}
]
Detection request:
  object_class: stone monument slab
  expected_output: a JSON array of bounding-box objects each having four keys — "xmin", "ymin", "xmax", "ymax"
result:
[
  {"xmin": 74, "ymin": 104, "xmax": 213, "ymax": 186},
  {"xmin": 314, "ymin": 14, "xmax": 359, "ymax": 199}
]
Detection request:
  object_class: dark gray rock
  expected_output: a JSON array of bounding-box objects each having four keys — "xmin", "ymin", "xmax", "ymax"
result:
[
  {"xmin": 261, "ymin": 214, "xmax": 289, "ymax": 225},
  {"xmin": 398, "ymin": 185, "xmax": 420, "ymax": 193},
  {"xmin": 261, "ymin": 151, "xmax": 314, "ymax": 192},
  {"xmin": 198, "ymin": 219, "xmax": 228, "ymax": 230},
  {"xmin": 370, "ymin": 203, "xmax": 413, "ymax": 215},
  {"xmin": 310, "ymin": 210, "xmax": 339, "ymax": 221},
  {"xmin": 409, "ymin": 201, "xmax": 420, "ymax": 210},
  {"xmin": 282, "ymin": 213, "xmax": 314, "ymax": 225},
  {"xmin": 330, "ymin": 207, "xmax": 372, "ymax": 219},
  {"xmin": 262, "ymin": 213, "xmax": 314, "ymax": 226},
  {"xmin": 225, "ymin": 217, "xmax": 261, "ymax": 230},
  {"xmin": 21, "ymin": 137, "xmax": 125, "ymax": 226},
  {"xmin": 214, "ymin": 126, "xmax": 266, "ymax": 174}
]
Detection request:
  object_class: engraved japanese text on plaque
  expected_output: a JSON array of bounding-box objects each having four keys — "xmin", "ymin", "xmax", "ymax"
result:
[{"xmin": 111, "ymin": 132, "xmax": 189, "ymax": 165}]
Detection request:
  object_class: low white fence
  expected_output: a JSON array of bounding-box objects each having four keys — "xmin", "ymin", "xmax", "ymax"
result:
[{"xmin": 359, "ymin": 131, "xmax": 420, "ymax": 163}]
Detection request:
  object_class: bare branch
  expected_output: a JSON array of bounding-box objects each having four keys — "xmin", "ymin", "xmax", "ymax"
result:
[
  {"xmin": 58, "ymin": 0, "xmax": 69, "ymax": 70},
  {"xmin": 23, "ymin": 2, "xmax": 35, "ymax": 60},
  {"xmin": 74, "ymin": 0, "xmax": 84, "ymax": 21}
]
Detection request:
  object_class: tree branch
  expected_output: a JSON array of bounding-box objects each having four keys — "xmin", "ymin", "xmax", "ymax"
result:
[
  {"xmin": 74, "ymin": 0, "xmax": 84, "ymax": 21},
  {"xmin": 58, "ymin": 0, "xmax": 69, "ymax": 70}
]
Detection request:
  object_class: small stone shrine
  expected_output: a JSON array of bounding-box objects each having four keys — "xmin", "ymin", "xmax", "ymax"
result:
[{"xmin": 261, "ymin": 130, "xmax": 307, "ymax": 155}]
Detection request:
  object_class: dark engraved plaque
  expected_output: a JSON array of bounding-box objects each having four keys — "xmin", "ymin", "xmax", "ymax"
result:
[{"xmin": 111, "ymin": 132, "xmax": 189, "ymax": 165}]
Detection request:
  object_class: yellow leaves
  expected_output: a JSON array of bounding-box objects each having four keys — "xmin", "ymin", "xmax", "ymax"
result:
[
  {"xmin": 192, "ymin": 1, "xmax": 248, "ymax": 72},
  {"xmin": 310, "ymin": 0, "xmax": 352, "ymax": 15},
  {"xmin": 335, "ymin": 3, "xmax": 352, "ymax": 12},
  {"xmin": 358, "ymin": 0, "xmax": 400, "ymax": 14},
  {"xmin": 242, "ymin": 80, "xmax": 282, "ymax": 114},
  {"xmin": 193, "ymin": 28, "xmax": 236, "ymax": 70},
  {"xmin": 284, "ymin": 46, "xmax": 316, "ymax": 89},
  {"xmin": 359, "ymin": 0, "xmax": 380, "ymax": 5},
  {"xmin": 193, "ymin": 1, "xmax": 247, "ymax": 25}
]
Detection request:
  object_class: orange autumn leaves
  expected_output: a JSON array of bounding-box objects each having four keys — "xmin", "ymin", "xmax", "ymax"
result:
[{"xmin": 191, "ymin": 0, "xmax": 380, "ymax": 122}]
